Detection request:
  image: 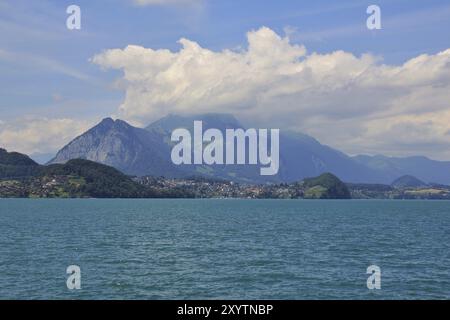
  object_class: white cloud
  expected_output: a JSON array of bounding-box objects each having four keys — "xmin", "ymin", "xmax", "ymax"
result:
[
  {"xmin": 0, "ymin": 117, "xmax": 93, "ymax": 155},
  {"xmin": 91, "ymin": 26, "xmax": 450, "ymax": 160},
  {"xmin": 92, "ymin": 27, "xmax": 308, "ymax": 122}
]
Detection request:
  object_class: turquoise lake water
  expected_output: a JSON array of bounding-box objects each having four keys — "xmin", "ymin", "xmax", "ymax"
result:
[{"xmin": 0, "ymin": 199, "xmax": 449, "ymax": 300}]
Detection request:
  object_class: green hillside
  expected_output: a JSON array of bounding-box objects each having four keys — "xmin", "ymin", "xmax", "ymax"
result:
[
  {"xmin": 40, "ymin": 159, "xmax": 149, "ymax": 198},
  {"xmin": 0, "ymin": 148, "xmax": 40, "ymax": 179},
  {"xmin": 0, "ymin": 148, "xmax": 38, "ymax": 166},
  {"xmin": 0, "ymin": 148, "xmax": 169, "ymax": 198},
  {"xmin": 303, "ymin": 173, "xmax": 351, "ymax": 199}
]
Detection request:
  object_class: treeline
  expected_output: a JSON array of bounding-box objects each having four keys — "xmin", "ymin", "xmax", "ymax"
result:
[{"xmin": 0, "ymin": 148, "xmax": 40, "ymax": 179}]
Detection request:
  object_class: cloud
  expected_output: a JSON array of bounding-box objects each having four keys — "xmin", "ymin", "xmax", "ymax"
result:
[
  {"xmin": 91, "ymin": 27, "xmax": 307, "ymax": 121},
  {"xmin": 91, "ymin": 26, "xmax": 450, "ymax": 160},
  {"xmin": 0, "ymin": 117, "xmax": 93, "ymax": 155}
]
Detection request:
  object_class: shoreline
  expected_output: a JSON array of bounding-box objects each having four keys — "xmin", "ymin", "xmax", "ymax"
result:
[{"xmin": 2, "ymin": 197, "xmax": 450, "ymax": 201}]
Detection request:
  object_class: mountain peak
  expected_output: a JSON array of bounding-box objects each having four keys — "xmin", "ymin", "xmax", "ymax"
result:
[
  {"xmin": 98, "ymin": 117, "xmax": 114, "ymax": 126},
  {"xmin": 197, "ymin": 113, "xmax": 239, "ymax": 122},
  {"xmin": 91, "ymin": 117, "xmax": 135, "ymax": 133}
]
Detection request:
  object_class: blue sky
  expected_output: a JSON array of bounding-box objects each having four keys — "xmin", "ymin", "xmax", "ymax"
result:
[{"xmin": 1, "ymin": 0, "xmax": 450, "ymax": 160}]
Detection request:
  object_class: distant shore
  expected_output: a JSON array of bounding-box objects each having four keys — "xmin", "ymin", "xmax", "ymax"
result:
[
  {"xmin": 2, "ymin": 173, "xmax": 450, "ymax": 200},
  {"xmin": 2, "ymin": 148, "xmax": 450, "ymax": 200}
]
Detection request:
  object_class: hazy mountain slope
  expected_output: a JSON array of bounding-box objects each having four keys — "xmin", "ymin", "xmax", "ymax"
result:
[
  {"xmin": 146, "ymin": 113, "xmax": 276, "ymax": 183},
  {"xmin": 146, "ymin": 114, "xmax": 383, "ymax": 183},
  {"xmin": 391, "ymin": 175, "xmax": 427, "ymax": 188},
  {"xmin": 353, "ymin": 155, "xmax": 450, "ymax": 185},
  {"xmin": 276, "ymin": 132, "xmax": 385, "ymax": 183}
]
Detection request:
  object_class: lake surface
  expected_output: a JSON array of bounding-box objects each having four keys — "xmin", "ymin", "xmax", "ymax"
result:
[{"xmin": 0, "ymin": 199, "xmax": 449, "ymax": 300}]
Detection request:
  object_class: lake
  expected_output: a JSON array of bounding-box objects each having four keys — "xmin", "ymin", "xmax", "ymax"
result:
[{"xmin": 0, "ymin": 199, "xmax": 449, "ymax": 299}]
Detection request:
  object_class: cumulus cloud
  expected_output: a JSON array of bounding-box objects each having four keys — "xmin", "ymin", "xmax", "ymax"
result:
[
  {"xmin": 91, "ymin": 26, "xmax": 450, "ymax": 159},
  {"xmin": 91, "ymin": 27, "xmax": 308, "ymax": 122},
  {"xmin": 0, "ymin": 117, "xmax": 93, "ymax": 155}
]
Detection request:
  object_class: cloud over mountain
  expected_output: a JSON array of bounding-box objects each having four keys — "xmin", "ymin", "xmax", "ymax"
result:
[{"xmin": 91, "ymin": 27, "xmax": 450, "ymax": 160}]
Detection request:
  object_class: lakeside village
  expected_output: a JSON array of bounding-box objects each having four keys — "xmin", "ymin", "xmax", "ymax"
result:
[
  {"xmin": 134, "ymin": 175, "xmax": 450, "ymax": 200},
  {"xmin": 2, "ymin": 170, "xmax": 450, "ymax": 199},
  {"xmin": 1, "ymin": 146, "xmax": 450, "ymax": 199},
  {"xmin": 133, "ymin": 175, "xmax": 450, "ymax": 200}
]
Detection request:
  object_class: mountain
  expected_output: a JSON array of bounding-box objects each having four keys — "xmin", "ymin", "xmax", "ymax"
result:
[
  {"xmin": 49, "ymin": 118, "xmax": 182, "ymax": 178},
  {"xmin": 276, "ymin": 131, "xmax": 383, "ymax": 183},
  {"xmin": 391, "ymin": 175, "xmax": 427, "ymax": 189},
  {"xmin": 147, "ymin": 113, "xmax": 241, "ymax": 133},
  {"xmin": 0, "ymin": 148, "xmax": 39, "ymax": 179},
  {"xmin": 146, "ymin": 113, "xmax": 277, "ymax": 183},
  {"xmin": 353, "ymin": 155, "xmax": 450, "ymax": 185},
  {"xmin": 145, "ymin": 114, "xmax": 383, "ymax": 183},
  {"xmin": 48, "ymin": 113, "xmax": 450, "ymax": 184}
]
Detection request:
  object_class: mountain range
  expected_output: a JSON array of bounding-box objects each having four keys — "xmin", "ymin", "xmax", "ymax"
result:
[{"xmin": 47, "ymin": 113, "xmax": 450, "ymax": 185}]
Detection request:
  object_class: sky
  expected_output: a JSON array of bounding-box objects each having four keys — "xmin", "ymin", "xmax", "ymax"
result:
[{"xmin": 0, "ymin": 0, "xmax": 450, "ymax": 161}]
